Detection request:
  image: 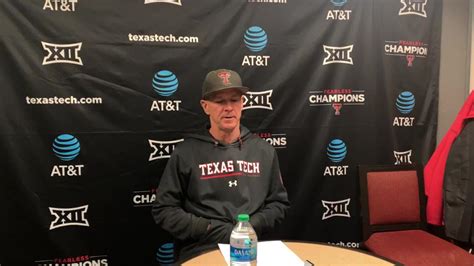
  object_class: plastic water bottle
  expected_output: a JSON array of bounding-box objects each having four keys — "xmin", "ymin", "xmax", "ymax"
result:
[{"xmin": 230, "ymin": 214, "xmax": 257, "ymax": 266}]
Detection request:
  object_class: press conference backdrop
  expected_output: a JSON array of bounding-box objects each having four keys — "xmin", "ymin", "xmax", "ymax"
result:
[{"xmin": 1, "ymin": 0, "xmax": 441, "ymax": 265}]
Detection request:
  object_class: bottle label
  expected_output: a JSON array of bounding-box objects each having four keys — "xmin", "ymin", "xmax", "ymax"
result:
[{"xmin": 230, "ymin": 246, "xmax": 257, "ymax": 262}]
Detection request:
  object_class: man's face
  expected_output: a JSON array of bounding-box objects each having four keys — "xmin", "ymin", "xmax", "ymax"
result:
[{"xmin": 200, "ymin": 88, "xmax": 244, "ymax": 133}]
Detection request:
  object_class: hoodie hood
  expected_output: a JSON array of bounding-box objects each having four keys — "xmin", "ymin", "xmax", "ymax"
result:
[{"xmin": 186, "ymin": 125, "xmax": 253, "ymax": 147}]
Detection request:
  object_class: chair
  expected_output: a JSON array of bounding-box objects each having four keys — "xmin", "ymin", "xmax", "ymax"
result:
[{"xmin": 359, "ymin": 164, "xmax": 474, "ymax": 266}]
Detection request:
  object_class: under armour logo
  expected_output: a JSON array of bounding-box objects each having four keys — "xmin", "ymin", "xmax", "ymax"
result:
[
  {"xmin": 399, "ymin": 0, "xmax": 427, "ymax": 18},
  {"xmin": 394, "ymin": 150, "xmax": 413, "ymax": 165},
  {"xmin": 149, "ymin": 139, "xmax": 184, "ymax": 161},
  {"xmin": 321, "ymin": 199, "xmax": 351, "ymax": 220},
  {"xmin": 42, "ymin": 42, "xmax": 83, "ymax": 65},
  {"xmin": 228, "ymin": 180, "xmax": 238, "ymax": 187},
  {"xmin": 217, "ymin": 71, "xmax": 231, "ymax": 85},
  {"xmin": 243, "ymin": 90, "xmax": 273, "ymax": 110},
  {"xmin": 144, "ymin": 0, "xmax": 182, "ymax": 5},
  {"xmin": 323, "ymin": 45, "xmax": 354, "ymax": 65},
  {"xmin": 49, "ymin": 205, "xmax": 89, "ymax": 230}
]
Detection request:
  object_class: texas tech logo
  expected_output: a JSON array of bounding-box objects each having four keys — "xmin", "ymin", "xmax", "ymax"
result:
[
  {"xmin": 243, "ymin": 90, "xmax": 273, "ymax": 110},
  {"xmin": 308, "ymin": 88, "xmax": 365, "ymax": 115},
  {"xmin": 384, "ymin": 40, "xmax": 428, "ymax": 67},
  {"xmin": 49, "ymin": 205, "xmax": 89, "ymax": 230},
  {"xmin": 322, "ymin": 199, "xmax": 351, "ymax": 220},
  {"xmin": 323, "ymin": 45, "xmax": 353, "ymax": 65},
  {"xmin": 43, "ymin": 0, "xmax": 79, "ymax": 11},
  {"xmin": 144, "ymin": 0, "xmax": 182, "ymax": 5},
  {"xmin": 42, "ymin": 42, "xmax": 83, "ymax": 65},
  {"xmin": 217, "ymin": 71, "xmax": 231, "ymax": 85},
  {"xmin": 394, "ymin": 150, "xmax": 413, "ymax": 165},
  {"xmin": 148, "ymin": 139, "xmax": 184, "ymax": 161},
  {"xmin": 399, "ymin": 0, "xmax": 427, "ymax": 18}
]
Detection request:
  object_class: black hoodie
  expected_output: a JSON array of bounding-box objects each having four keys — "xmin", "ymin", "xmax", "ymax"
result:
[{"xmin": 152, "ymin": 126, "xmax": 290, "ymax": 260}]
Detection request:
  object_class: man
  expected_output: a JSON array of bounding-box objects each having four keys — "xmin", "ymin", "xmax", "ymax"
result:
[{"xmin": 152, "ymin": 69, "xmax": 290, "ymax": 260}]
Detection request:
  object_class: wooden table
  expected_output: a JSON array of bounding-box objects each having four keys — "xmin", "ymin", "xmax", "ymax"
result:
[{"xmin": 181, "ymin": 241, "xmax": 401, "ymax": 265}]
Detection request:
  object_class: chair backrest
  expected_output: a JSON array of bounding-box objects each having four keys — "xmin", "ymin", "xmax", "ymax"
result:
[{"xmin": 359, "ymin": 164, "xmax": 427, "ymax": 241}]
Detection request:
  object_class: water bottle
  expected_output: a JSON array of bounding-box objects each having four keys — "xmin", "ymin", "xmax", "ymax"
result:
[{"xmin": 230, "ymin": 214, "xmax": 257, "ymax": 266}]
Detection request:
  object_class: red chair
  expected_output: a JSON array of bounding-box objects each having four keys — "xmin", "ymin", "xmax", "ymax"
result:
[{"xmin": 359, "ymin": 164, "xmax": 474, "ymax": 266}]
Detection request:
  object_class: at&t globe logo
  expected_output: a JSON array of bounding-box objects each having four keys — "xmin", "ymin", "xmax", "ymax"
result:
[
  {"xmin": 152, "ymin": 70, "xmax": 179, "ymax": 97},
  {"xmin": 150, "ymin": 70, "xmax": 182, "ymax": 112},
  {"xmin": 244, "ymin": 26, "xmax": 267, "ymax": 52},
  {"xmin": 393, "ymin": 91, "xmax": 415, "ymax": 127},
  {"xmin": 156, "ymin": 242, "xmax": 175, "ymax": 265},
  {"xmin": 324, "ymin": 138, "xmax": 349, "ymax": 176},
  {"xmin": 327, "ymin": 0, "xmax": 352, "ymax": 21},
  {"xmin": 327, "ymin": 138, "xmax": 347, "ymax": 163},
  {"xmin": 51, "ymin": 134, "xmax": 84, "ymax": 177},
  {"xmin": 396, "ymin": 91, "xmax": 415, "ymax": 114},
  {"xmin": 53, "ymin": 134, "xmax": 80, "ymax": 161},
  {"xmin": 242, "ymin": 26, "xmax": 270, "ymax": 67}
]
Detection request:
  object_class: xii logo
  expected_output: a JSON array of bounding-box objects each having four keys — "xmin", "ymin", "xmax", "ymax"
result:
[
  {"xmin": 321, "ymin": 199, "xmax": 351, "ymax": 220},
  {"xmin": 149, "ymin": 139, "xmax": 184, "ymax": 161},
  {"xmin": 243, "ymin": 90, "xmax": 273, "ymax": 110},
  {"xmin": 399, "ymin": 0, "xmax": 427, "ymax": 18},
  {"xmin": 323, "ymin": 45, "xmax": 353, "ymax": 65},
  {"xmin": 394, "ymin": 150, "xmax": 413, "ymax": 165},
  {"xmin": 49, "ymin": 205, "xmax": 89, "ymax": 230},
  {"xmin": 42, "ymin": 42, "xmax": 83, "ymax": 65}
]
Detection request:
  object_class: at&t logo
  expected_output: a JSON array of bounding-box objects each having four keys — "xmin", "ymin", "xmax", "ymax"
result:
[
  {"xmin": 327, "ymin": 0, "xmax": 352, "ymax": 21},
  {"xmin": 156, "ymin": 242, "xmax": 175, "ymax": 265},
  {"xmin": 242, "ymin": 26, "xmax": 270, "ymax": 67},
  {"xmin": 51, "ymin": 134, "xmax": 84, "ymax": 177},
  {"xmin": 323, "ymin": 45, "xmax": 353, "ymax": 65},
  {"xmin": 150, "ymin": 70, "xmax": 182, "ymax": 112},
  {"xmin": 43, "ymin": 0, "xmax": 79, "ymax": 11},
  {"xmin": 42, "ymin": 42, "xmax": 83, "ymax": 65},
  {"xmin": 322, "ymin": 199, "xmax": 351, "ymax": 220},
  {"xmin": 149, "ymin": 139, "xmax": 184, "ymax": 161},
  {"xmin": 394, "ymin": 150, "xmax": 413, "ymax": 165},
  {"xmin": 399, "ymin": 0, "xmax": 427, "ymax": 18},
  {"xmin": 49, "ymin": 205, "xmax": 89, "ymax": 230},
  {"xmin": 243, "ymin": 90, "xmax": 273, "ymax": 110},
  {"xmin": 393, "ymin": 91, "xmax": 415, "ymax": 127},
  {"xmin": 324, "ymin": 138, "xmax": 349, "ymax": 176}
]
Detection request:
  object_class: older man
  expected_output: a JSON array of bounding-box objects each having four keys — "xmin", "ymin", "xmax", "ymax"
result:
[{"xmin": 152, "ymin": 69, "xmax": 290, "ymax": 260}]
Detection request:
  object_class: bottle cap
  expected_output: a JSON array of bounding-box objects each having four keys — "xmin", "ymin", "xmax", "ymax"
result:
[{"xmin": 237, "ymin": 214, "xmax": 250, "ymax": 222}]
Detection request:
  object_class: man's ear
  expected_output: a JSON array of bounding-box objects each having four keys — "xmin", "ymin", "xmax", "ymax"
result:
[{"xmin": 200, "ymin": 100, "xmax": 209, "ymax": 115}]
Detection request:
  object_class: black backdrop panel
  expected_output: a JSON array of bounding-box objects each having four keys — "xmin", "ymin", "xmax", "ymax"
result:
[{"xmin": 1, "ymin": 0, "xmax": 441, "ymax": 265}]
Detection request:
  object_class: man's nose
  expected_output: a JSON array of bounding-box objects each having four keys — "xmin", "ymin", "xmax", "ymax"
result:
[{"xmin": 223, "ymin": 101, "xmax": 233, "ymax": 109}]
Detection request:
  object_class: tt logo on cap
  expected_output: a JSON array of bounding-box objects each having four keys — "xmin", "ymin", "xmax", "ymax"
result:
[{"xmin": 217, "ymin": 71, "xmax": 231, "ymax": 85}]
